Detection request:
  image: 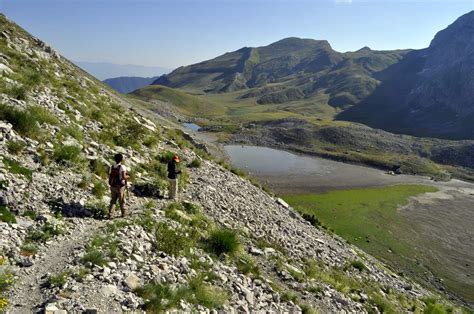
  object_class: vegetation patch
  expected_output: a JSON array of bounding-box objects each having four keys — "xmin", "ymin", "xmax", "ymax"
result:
[
  {"xmin": 2, "ymin": 156, "xmax": 33, "ymax": 181},
  {"xmin": 205, "ymin": 229, "xmax": 240, "ymax": 257},
  {"xmin": 48, "ymin": 271, "xmax": 70, "ymax": 288},
  {"xmin": 0, "ymin": 104, "xmax": 58, "ymax": 139},
  {"xmin": 136, "ymin": 274, "xmax": 228, "ymax": 311},
  {"xmin": 53, "ymin": 145, "xmax": 83, "ymax": 165},
  {"xmin": 284, "ymin": 185, "xmax": 440, "ymax": 283},
  {"xmin": 6, "ymin": 140, "xmax": 26, "ymax": 155},
  {"xmin": 26, "ymin": 221, "xmax": 64, "ymax": 243},
  {"xmin": 0, "ymin": 206, "xmax": 16, "ymax": 224},
  {"xmin": 20, "ymin": 242, "xmax": 38, "ymax": 256}
]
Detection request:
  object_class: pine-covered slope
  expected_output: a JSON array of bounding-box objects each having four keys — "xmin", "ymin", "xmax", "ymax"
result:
[{"xmin": 0, "ymin": 13, "xmax": 463, "ymax": 313}]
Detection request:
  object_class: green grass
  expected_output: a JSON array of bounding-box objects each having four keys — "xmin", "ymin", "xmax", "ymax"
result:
[
  {"xmin": 282, "ymin": 185, "xmax": 462, "ymax": 306},
  {"xmin": 136, "ymin": 274, "xmax": 228, "ymax": 311},
  {"xmin": 26, "ymin": 222, "xmax": 64, "ymax": 243},
  {"xmin": 92, "ymin": 180, "xmax": 107, "ymax": 198},
  {"xmin": 53, "ymin": 145, "xmax": 83, "ymax": 165},
  {"xmin": 0, "ymin": 206, "xmax": 16, "ymax": 224},
  {"xmin": 2, "ymin": 156, "xmax": 33, "ymax": 181},
  {"xmin": 48, "ymin": 271, "xmax": 69, "ymax": 288},
  {"xmin": 20, "ymin": 242, "xmax": 38, "ymax": 256},
  {"xmin": 6, "ymin": 140, "xmax": 25, "ymax": 155},
  {"xmin": 205, "ymin": 229, "xmax": 240, "ymax": 256},
  {"xmin": 284, "ymin": 185, "xmax": 436, "ymax": 259}
]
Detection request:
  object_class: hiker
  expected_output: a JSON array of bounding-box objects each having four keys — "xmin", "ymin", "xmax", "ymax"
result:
[
  {"xmin": 167, "ymin": 154, "xmax": 181, "ymax": 199},
  {"xmin": 108, "ymin": 153, "xmax": 129, "ymax": 218}
]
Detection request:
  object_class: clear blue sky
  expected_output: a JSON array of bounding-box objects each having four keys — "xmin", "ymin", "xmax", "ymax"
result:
[{"xmin": 1, "ymin": 0, "xmax": 473, "ymax": 69}]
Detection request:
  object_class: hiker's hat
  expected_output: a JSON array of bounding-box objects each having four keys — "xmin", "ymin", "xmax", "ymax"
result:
[{"xmin": 173, "ymin": 155, "xmax": 180, "ymax": 162}]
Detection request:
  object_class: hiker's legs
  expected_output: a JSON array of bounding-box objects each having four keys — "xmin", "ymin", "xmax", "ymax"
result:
[
  {"xmin": 109, "ymin": 187, "xmax": 119, "ymax": 217},
  {"xmin": 168, "ymin": 179, "xmax": 178, "ymax": 199},
  {"xmin": 118, "ymin": 187, "xmax": 127, "ymax": 217}
]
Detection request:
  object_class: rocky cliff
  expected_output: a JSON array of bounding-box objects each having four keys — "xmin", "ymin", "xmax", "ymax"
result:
[
  {"xmin": 0, "ymin": 13, "xmax": 460, "ymax": 313},
  {"xmin": 338, "ymin": 10, "xmax": 474, "ymax": 140}
]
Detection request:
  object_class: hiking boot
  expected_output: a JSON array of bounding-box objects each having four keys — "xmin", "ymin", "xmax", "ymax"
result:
[
  {"xmin": 109, "ymin": 210, "xmax": 116, "ymax": 219},
  {"xmin": 121, "ymin": 210, "xmax": 129, "ymax": 218}
]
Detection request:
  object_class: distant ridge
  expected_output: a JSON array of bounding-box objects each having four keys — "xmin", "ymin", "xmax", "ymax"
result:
[
  {"xmin": 74, "ymin": 61, "xmax": 170, "ymax": 80},
  {"xmin": 103, "ymin": 76, "xmax": 159, "ymax": 94}
]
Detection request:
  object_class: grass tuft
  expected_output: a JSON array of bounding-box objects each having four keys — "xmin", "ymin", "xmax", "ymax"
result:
[{"xmin": 206, "ymin": 229, "xmax": 240, "ymax": 256}]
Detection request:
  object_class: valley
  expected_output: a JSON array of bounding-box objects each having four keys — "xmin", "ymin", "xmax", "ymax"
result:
[
  {"xmin": 1, "ymin": 4, "xmax": 474, "ymax": 313},
  {"xmin": 223, "ymin": 145, "xmax": 474, "ymax": 306}
]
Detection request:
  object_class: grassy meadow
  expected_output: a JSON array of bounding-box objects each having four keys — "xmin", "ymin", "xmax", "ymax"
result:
[{"xmin": 283, "ymin": 185, "xmax": 443, "ymax": 286}]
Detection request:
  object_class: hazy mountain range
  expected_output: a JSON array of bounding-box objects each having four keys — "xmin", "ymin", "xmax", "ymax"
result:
[
  {"xmin": 103, "ymin": 76, "xmax": 159, "ymax": 94},
  {"xmin": 74, "ymin": 61, "xmax": 170, "ymax": 80}
]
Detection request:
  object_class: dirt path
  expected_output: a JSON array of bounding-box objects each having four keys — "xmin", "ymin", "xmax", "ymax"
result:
[{"xmin": 8, "ymin": 218, "xmax": 103, "ymax": 313}]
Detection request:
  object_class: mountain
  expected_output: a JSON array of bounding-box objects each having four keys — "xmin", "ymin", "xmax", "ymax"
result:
[
  {"xmin": 337, "ymin": 11, "xmax": 474, "ymax": 140},
  {"xmin": 103, "ymin": 76, "xmax": 159, "ymax": 94},
  {"xmin": 153, "ymin": 37, "xmax": 409, "ymax": 108},
  {"xmin": 1, "ymin": 13, "xmax": 457, "ymax": 313},
  {"xmin": 74, "ymin": 61, "xmax": 170, "ymax": 80}
]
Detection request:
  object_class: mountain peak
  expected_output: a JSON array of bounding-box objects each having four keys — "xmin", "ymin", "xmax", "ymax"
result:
[
  {"xmin": 429, "ymin": 10, "xmax": 474, "ymax": 48},
  {"xmin": 268, "ymin": 37, "xmax": 332, "ymax": 50}
]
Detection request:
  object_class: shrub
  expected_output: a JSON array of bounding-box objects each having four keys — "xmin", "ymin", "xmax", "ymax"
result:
[
  {"xmin": 20, "ymin": 243, "xmax": 38, "ymax": 256},
  {"xmin": 8, "ymin": 85, "xmax": 27, "ymax": 100},
  {"xmin": 28, "ymin": 106, "xmax": 59, "ymax": 126},
  {"xmin": 53, "ymin": 145, "xmax": 83, "ymax": 165},
  {"xmin": 188, "ymin": 275, "xmax": 228, "ymax": 309},
  {"xmin": 2, "ymin": 156, "xmax": 33, "ymax": 181},
  {"xmin": 86, "ymin": 199, "xmax": 108, "ymax": 219},
  {"xmin": 178, "ymin": 168, "xmax": 189, "ymax": 191},
  {"xmin": 351, "ymin": 260, "xmax": 366, "ymax": 272},
  {"xmin": 26, "ymin": 222, "xmax": 64, "ymax": 243},
  {"xmin": 73, "ymin": 267, "xmax": 90, "ymax": 282},
  {"xmin": 0, "ymin": 206, "xmax": 16, "ymax": 224},
  {"xmin": 188, "ymin": 158, "xmax": 201, "ymax": 168},
  {"xmin": 22, "ymin": 210, "xmax": 37, "ymax": 220},
  {"xmin": 302, "ymin": 213, "xmax": 321, "ymax": 227},
  {"xmin": 234, "ymin": 254, "xmax": 260, "ymax": 278},
  {"xmin": 90, "ymin": 160, "xmax": 109, "ymax": 179},
  {"xmin": 92, "ymin": 180, "xmax": 107, "ymax": 198},
  {"xmin": 48, "ymin": 271, "xmax": 69, "ymax": 288},
  {"xmin": 136, "ymin": 277, "xmax": 227, "ymax": 311},
  {"xmin": 154, "ymin": 222, "xmax": 197, "ymax": 256},
  {"xmin": 206, "ymin": 229, "xmax": 240, "ymax": 256},
  {"xmin": 6, "ymin": 140, "xmax": 25, "ymax": 155},
  {"xmin": 78, "ymin": 175, "xmax": 91, "ymax": 189},
  {"xmin": 0, "ymin": 104, "xmax": 35, "ymax": 137},
  {"xmin": 135, "ymin": 283, "xmax": 183, "ymax": 312},
  {"xmin": 81, "ymin": 248, "xmax": 107, "ymax": 267},
  {"xmin": 62, "ymin": 125, "xmax": 83, "ymax": 142},
  {"xmin": 182, "ymin": 201, "xmax": 201, "ymax": 215}
]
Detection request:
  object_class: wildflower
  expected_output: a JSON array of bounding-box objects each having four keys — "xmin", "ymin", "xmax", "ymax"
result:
[
  {"xmin": 0, "ymin": 256, "xmax": 5, "ymax": 266},
  {"xmin": 0, "ymin": 297, "xmax": 8, "ymax": 311}
]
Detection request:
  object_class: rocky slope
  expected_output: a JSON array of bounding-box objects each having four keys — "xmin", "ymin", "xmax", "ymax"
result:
[
  {"xmin": 338, "ymin": 10, "xmax": 474, "ymax": 140},
  {"xmin": 0, "ymin": 13, "xmax": 463, "ymax": 313}
]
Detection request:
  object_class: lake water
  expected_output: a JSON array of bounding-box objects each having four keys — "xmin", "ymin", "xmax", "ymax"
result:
[
  {"xmin": 223, "ymin": 145, "xmax": 437, "ymax": 193},
  {"xmin": 182, "ymin": 122, "xmax": 201, "ymax": 132}
]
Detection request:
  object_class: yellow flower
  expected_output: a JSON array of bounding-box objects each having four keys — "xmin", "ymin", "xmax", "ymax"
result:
[
  {"xmin": 0, "ymin": 297, "xmax": 8, "ymax": 310},
  {"xmin": 0, "ymin": 256, "xmax": 5, "ymax": 265}
]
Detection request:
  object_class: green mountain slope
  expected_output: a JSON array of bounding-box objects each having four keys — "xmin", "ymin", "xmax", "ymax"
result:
[{"xmin": 153, "ymin": 37, "xmax": 408, "ymax": 109}]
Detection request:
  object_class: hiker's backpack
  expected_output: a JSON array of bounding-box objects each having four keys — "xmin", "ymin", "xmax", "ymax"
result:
[{"xmin": 109, "ymin": 165, "xmax": 125, "ymax": 187}]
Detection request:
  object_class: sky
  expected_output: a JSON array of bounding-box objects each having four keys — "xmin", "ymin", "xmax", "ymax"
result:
[{"xmin": 1, "ymin": 0, "xmax": 473, "ymax": 70}]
